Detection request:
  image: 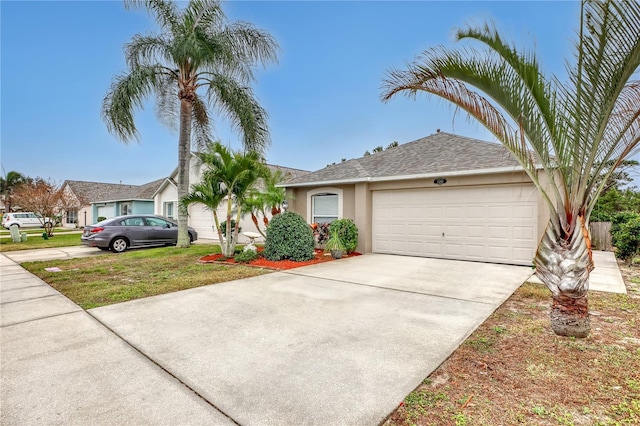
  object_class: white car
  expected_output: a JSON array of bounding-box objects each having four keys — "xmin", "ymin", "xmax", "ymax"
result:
[{"xmin": 2, "ymin": 212, "xmax": 55, "ymax": 229}]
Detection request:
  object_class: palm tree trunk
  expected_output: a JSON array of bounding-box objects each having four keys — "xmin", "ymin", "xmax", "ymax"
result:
[
  {"xmin": 250, "ymin": 212, "xmax": 266, "ymax": 238},
  {"xmin": 550, "ymin": 294, "xmax": 590, "ymax": 338},
  {"xmin": 176, "ymin": 98, "xmax": 192, "ymax": 248},
  {"xmin": 223, "ymin": 196, "xmax": 233, "ymax": 257},
  {"xmin": 212, "ymin": 210, "xmax": 225, "ymax": 250},
  {"xmin": 534, "ymin": 218, "xmax": 594, "ymax": 338}
]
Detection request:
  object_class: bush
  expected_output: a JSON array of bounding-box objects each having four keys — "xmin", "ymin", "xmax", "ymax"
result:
[
  {"xmin": 264, "ymin": 211, "xmax": 314, "ymax": 261},
  {"xmin": 329, "ymin": 219, "xmax": 358, "ymax": 253},
  {"xmin": 97, "ymin": 216, "xmax": 107, "ymax": 222},
  {"xmin": 611, "ymin": 211, "xmax": 640, "ymax": 246},
  {"xmin": 234, "ymin": 249, "xmax": 258, "ymax": 263},
  {"xmin": 613, "ymin": 216, "xmax": 640, "ymax": 264},
  {"xmin": 219, "ymin": 220, "xmax": 241, "ymax": 236}
]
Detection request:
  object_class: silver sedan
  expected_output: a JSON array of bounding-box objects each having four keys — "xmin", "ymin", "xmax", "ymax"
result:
[{"xmin": 81, "ymin": 214, "xmax": 198, "ymax": 253}]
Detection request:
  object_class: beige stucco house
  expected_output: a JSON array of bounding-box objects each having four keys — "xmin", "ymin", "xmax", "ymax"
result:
[
  {"xmin": 154, "ymin": 154, "xmax": 308, "ymax": 242},
  {"xmin": 282, "ymin": 132, "xmax": 549, "ymax": 266}
]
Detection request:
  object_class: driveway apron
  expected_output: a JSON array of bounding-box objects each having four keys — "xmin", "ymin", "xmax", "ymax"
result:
[{"xmin": 90, "ymin": 254, "xmax": 533, "ymax": 425}]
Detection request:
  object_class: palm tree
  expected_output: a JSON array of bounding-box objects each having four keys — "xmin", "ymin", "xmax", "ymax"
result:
[
  {"xmin": 382, "ymin": 0, "xmax": 640, "ymax": 338},
  {"xmin": 190, "ymin": 141, "xmax": 264, "ymax": 256},
  {"xmin": 181, "ymin": 179, "xmax": 226, "ymax": 245},
  {"xmin": 242, "ymin": 168, "xmax": 287, "ymax": 237},
  {"xmin": 102, "ymin": 0, "xmax": 278, "ymax": 248}
]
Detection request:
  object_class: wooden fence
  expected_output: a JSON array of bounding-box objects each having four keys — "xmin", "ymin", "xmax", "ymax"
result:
[{"xmin": 589, "ymin": 222, "xmax": 612, "ymax": 251}]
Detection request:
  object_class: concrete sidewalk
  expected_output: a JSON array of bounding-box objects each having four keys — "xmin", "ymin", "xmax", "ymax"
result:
[{"xmin": 0, "ymin": 253, "xmax": 234, "ymax": 425}]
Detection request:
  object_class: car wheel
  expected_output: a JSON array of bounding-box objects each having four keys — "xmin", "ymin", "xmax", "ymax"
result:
[
  {"xmin": 110, "ymin": 237, "xmax": 128, "ymax": 253},
  {"xmin": 189, "ymin": 232, "xmax": 194, "ymax": 243}
]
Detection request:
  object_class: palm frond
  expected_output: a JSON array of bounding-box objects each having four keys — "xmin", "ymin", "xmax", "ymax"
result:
[
  {"xmin": 125, "ymin": 34, "xmax": 173, "ymax": 69},
  {"xmin": 183, "ymin": 0, "xmax": 224, "ymax": 33},
  {"xmin": 206, "ymin": 74, "xmax": 270, "ymax": 154},
  {"xmin": 190, "ymin": 94, "xmax": 213, "ymax": 149},
  {"xmin": 124, "ymin": 0, "xmax": 180, "ymax": 36},
  {"xmin": 102, "ymin": 65, "xmax": 168, "ymax": 142}
]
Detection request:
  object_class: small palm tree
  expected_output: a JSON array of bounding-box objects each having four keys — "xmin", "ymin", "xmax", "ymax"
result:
[
  {"xmin": 102, "ymin": 0, "xmax": 278, "ymax": 248},
  {"xmin": 241, "ymin": 168, "xmax": 287, "ymax": 237},
  {"xmin": 181, "ymin": 180, "xmax": 226, "ymax": 245},
  {"xmin": 190, "ymin": 141, "xmax": 265, "ymax": 256},
  {"xmin": 382, "ymin": 0, "xmax": 640, "ymax": 337}
]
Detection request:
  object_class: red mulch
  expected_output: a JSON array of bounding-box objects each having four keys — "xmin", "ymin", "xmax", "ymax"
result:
[{"xmin": 199, "ymin": 249, "xmax": 361, "ymax": 270}]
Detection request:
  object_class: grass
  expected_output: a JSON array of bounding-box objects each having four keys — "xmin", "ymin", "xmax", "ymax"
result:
[
  {"xmin": 0, "ymin": 227, "xmax": 78, "ymax": 236},
  {"xmin": 21, "ymin": 244, "xmax": 271, "ymax": 309},
  {"xmin": 386, "ymin": 263, "xmax": 640, "ymax": 426},
  {"xmin": 0, "ymin": 232, "xmax": 82, "ymax": 251}
]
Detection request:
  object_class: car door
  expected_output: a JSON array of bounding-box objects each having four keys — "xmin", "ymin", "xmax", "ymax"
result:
[
  {"xmin": 119, "ymin": 217, "xmax": 149, "ymax": 247},
  {"xmin": 28, "ymin": 213, "xmax": 42, "ymax": 227},
  {"xmin": 143, "ymin": 217, "xmax": 177, "ymax": 245}
]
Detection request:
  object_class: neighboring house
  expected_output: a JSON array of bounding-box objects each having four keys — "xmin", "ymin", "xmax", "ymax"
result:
[
  {"xmin": 282, "ymin": 132, "xmax": 550, "ymax": 266},
  {"xmin": 61, "ymin": 179, "xmax": 164, "ymax": 227},
  {"xmin": 154, "ymin": 154, "xmax": 308, "ymax": 241}
]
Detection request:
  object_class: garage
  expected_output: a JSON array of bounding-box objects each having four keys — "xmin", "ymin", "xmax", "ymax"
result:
[{"xmin": 372, "ymin": 184, "xmax": 538, "ymax": 266}]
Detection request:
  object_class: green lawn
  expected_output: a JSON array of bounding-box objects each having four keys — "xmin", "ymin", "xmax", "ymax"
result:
[
  {"xmin": 21, "ymin": 244, "xmax": 270, "ymax": 309},
  {"xmin": 0, "ymin": 227, "xmax": 79, "ymax": 236},
  {"xmin": 0, "ymin": 233, "xmax": 83, "ymax": 251}
]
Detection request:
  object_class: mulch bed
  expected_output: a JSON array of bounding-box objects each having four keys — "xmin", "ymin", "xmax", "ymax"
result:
[{"xmin": 200, "ymin": 248, "xmax": 361, "ymax": 270}]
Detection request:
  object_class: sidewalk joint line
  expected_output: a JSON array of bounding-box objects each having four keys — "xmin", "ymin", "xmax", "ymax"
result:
[
  {"xmin": 1, "ymin": 309, "xmax": 83, "ymax": 328},
  {"xmin": 280, "ymin": 270, "xmax": 496, "ymax": 306},
  {"xmin": 86, "ymin": 311, "xmax": 242, "ymax": 426}
]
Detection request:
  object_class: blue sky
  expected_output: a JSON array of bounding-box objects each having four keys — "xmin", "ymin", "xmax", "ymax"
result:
[{"xmin": 3, "ymin": 0, "xmax": 618, "ymax": 187}]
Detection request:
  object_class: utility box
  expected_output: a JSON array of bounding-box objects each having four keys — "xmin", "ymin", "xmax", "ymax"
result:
[
  {"xmin": 20, "ymin": 232, "xmax": 28, "ymax": 242},
  {"xmin": 9, "ymin": 224, "xmax": 21, "ymax": 243}
]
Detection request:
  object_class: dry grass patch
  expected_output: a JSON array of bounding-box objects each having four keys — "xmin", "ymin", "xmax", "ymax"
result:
[
  {"xmin": 22, "ymin": 245, "xmax": 270, "ymax": 309},
  {"xmin": 386, "ymin": 263, "xmax": 640, "ymax": 426}
]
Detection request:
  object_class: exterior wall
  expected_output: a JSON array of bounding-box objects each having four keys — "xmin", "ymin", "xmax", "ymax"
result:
[{"xmin": 287, "ymin": 170, "xmax": 550, "ymax": 255}]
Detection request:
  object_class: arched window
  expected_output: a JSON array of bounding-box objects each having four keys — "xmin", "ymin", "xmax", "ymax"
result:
[{"xmin": 308, "ymin": 188, "xmax": 343, "ymax": 223}]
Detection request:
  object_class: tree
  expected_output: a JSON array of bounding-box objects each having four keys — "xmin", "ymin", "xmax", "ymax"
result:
[
  {"xmin": 10, "ymin": 178, "xmax": 67, "ymax": 236},
  {"xmin": 382, "ymin": 0, "xmax": 640, "ymax": 338},
  {"xmin": 185, "ymin": 141, "xmax": 264, "ymax": 256},
  {"xmin": 0, "ymin": 171, "xmax": 30, "ymax": 212},
  {"xmin": 181, "ymin": 176, "xmax": 226, "ymax": 246},
  {"xmin": 242, "ymin": 168, "xmax": 287, "ymax": 238},
  {"xmin": 102, "ymin": 0, "xmax": 278, "ymax": 248}
]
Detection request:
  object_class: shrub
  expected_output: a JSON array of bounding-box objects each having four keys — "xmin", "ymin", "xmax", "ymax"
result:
[
  {"xmin": 219, "ymin": 220, "xmax": 241, "ymax": 236},
  {"xmin": 613, "ymin": 216, "xmax": 640, "ymax": 264},
  {"xmin": 97, "ymin": 216, "xmax": 107, "ymax": 222},
  {"xmin": 234, "ymin": 249, "xmax": 259, "ymax": 263},
  {"xmin": 264, "ymin": 211, "xmax": 314, "ymax": 261},
  {"xmin": 329, "ymin": 219, "xmax": 358, "ymax": 253}
]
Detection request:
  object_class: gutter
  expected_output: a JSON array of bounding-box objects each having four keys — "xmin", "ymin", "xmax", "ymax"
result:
[{"xmin": 279, "ymin": 165, "xmax": 541, "ymax": 188}]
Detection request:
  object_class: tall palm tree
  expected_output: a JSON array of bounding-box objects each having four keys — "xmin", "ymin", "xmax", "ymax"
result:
[
  {"xmin": 382, "ymin": 0, "xmax": 640, "ymax": 338},
  {"xmin": 102, "ymin": 0, "xmax": 278, "ymax": 248},
  {"xmin": 190, "ymin": 141, "xmax": 264, "ymax": 256}
]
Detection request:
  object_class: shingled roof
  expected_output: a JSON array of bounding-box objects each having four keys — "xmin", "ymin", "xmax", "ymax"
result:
[
  {"xmin": 63, "ymin": 179, "xmax": 165, "ymax": 204},
  {"xmin": 284, "ymin": 132, "xmax": 522, "ymax": 187}
]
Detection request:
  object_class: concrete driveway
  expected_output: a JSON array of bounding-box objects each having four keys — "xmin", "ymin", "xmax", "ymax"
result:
[{"xmin": 89, "ymin": 254, "xmax": 533, "ymax": 425}]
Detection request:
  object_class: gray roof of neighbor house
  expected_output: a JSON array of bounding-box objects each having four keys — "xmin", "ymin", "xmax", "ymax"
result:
[
  {"xmin": 283, "ymin": 132, "xmax": 523, "ymax": 187},
  {"xmin": 63, "ymin": 179, "xmax": 165, "ymax": 204}
]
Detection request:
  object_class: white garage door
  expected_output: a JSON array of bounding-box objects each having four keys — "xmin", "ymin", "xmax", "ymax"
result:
[
  {"xmin": 373, "ymin": 184, "xmax": 538, "ymax": 266},
  {"xmin": 97, "ymin": 205, "xmax": 114, "ymax": 219}
]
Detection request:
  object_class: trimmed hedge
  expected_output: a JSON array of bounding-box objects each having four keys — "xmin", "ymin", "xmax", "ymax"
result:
[
  {"xmin": 329, "ymin": 219, "xmax": 358, "ymax": 253},
  {"xmin": 264, "ymin": 211, "xmax": 315, "ymax": 261}
]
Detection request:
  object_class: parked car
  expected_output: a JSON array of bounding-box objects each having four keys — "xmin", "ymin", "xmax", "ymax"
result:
[
  {"xmin": 81, "ymin": 214, "xmax": 198, "ymax": 253},
  {"xmin": 2, "ymin": 212, "xmax": 55, "ymax": 230}
]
